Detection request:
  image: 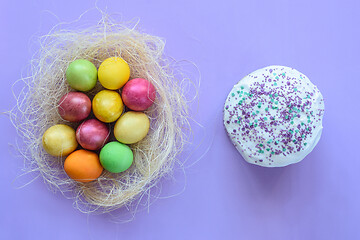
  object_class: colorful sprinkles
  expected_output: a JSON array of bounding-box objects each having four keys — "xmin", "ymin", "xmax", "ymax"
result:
[{"xmin": 224, "ymin": 66, "xmax": 325, "ymax": 167}]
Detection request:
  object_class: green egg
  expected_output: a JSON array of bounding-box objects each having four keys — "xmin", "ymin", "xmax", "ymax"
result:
[
  {"xmin": 99, "ymin": 141, "xmax": 133, "ymax": 173},
  {"xmin": 66, "ymin": 59, "xmax": 98, "ymax": 91}
]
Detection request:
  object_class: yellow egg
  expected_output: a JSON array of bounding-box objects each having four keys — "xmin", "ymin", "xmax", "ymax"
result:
[
  {"xmin": 92, "ymin": 90, "xmax": 124, "ymax": 123},
  {"xmin": 114, "ymin": 111, "xmax": 150, "ymax": 144},
  {"xmin": 42, "ymin": 124, "xmax": 78, "ymax": 156},
  {"xmin": 98, "ymin": 57, "xmax": 130, "ymax": 90}
]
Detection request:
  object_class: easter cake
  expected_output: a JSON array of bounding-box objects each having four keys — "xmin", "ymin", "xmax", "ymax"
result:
[{"xmin": 224, "ymin": 66, "xmax": 325, "ymax": 167}]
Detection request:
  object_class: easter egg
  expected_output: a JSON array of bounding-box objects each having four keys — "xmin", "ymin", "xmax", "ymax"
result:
[
  {"xmin": 98, "ymin": 57, "xmax": 130, "ymax": 90},
  {"xmin": 92, "ymin": 90, "xmax": 124, "ymax": 123},
  {"xmin": 99, "ymin": 141, "xmax": 133, "ymax": 173},
  {"xmin": 66, "ymin": 59, "xmax": 97, "ymax": 91},
  {"xmin": 114, "ymin": 111, "xmax": 150, "ymax": 144},
  {"xmin": 58, "ymin": 92, "xmax": 91, "ymax": 122},
  {"xmin": 76, "ymin": 119, "xmax": 110, "ymax": 150},
  {"xmin": 121, "ymin": 78, "xmax": 156, "ymax": 111},
  {"xmin": 64, "ymin": 150, "xmax": 103, "ymax": 183},
  {"xmin": 42, "ymin": 124, "xmax": 78, "ymax": 156}
]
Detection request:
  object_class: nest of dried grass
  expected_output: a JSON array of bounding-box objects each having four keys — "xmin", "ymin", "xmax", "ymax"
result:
[{"xmin": 10, "ymin": 16, "xmax": 193, "ymax": 214}]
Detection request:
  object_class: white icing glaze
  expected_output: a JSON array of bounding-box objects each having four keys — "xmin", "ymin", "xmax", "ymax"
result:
[{"xmin": 224, "ymin": 66, "xmax": 325, "ymax": 167}]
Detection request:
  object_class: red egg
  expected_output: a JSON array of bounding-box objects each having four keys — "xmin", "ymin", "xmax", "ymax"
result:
[
  {"xmin": 58, "ymin": 92, "xmax": 91, "ymax": 122},
  {"xmin": 76, "ymin": 119, "xmax": 110, "ymax": 150},
  {"xmin": 121, "ymin": 78, "xmax": 156, "ymax": 111}
]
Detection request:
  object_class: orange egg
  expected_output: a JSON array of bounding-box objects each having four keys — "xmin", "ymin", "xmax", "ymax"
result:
[{"xmin": 64, "ymin": 150, "xmax": 103, "ymax": 183}]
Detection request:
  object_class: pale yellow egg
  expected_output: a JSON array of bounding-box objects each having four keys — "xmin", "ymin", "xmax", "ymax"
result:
[
  {"xmin": 114, "ymin": 111, "xmax": 150, "ymax": 144},
  {"xmin": 42, "ymin": 124, "xmax": 78, "ymax": 156}
]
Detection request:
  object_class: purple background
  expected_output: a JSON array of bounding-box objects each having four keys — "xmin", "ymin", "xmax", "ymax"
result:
[{"xmin": 1, "ymin": 0, "xmax": 359, "ymax": 239}]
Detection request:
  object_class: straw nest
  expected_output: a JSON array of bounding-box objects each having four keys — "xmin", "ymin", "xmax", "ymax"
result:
[{"xmin": 10, "ymin": 18, "xmax": 193, "ymax": 214}]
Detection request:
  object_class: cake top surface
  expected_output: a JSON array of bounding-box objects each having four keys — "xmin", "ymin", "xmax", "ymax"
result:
[{"xmin": 224, "ymin": 66, "xmax": 325, "ymax": 167}]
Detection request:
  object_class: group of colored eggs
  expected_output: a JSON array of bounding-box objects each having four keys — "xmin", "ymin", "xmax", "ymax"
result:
[{"xmin": 42, "ymin": 57, "xmax": 156, "ymax": 183}]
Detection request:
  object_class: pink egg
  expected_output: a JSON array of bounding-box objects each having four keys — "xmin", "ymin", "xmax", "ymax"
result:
[
  {"xmin": 58, "ymin": 92, "xmax": 91, "ymax": 122},
  {"xmin": 121, "ymin": 78, "xmax": 156, "ymax": 111},
  {"xmin": 76, "ymin": 119, "xmax": 110, "ymax": 150}
]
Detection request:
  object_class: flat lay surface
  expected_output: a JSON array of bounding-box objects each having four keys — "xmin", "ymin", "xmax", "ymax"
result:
[{"xmin": 1, "ymin": 0, "xmax": 359, "ymax": 239}]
